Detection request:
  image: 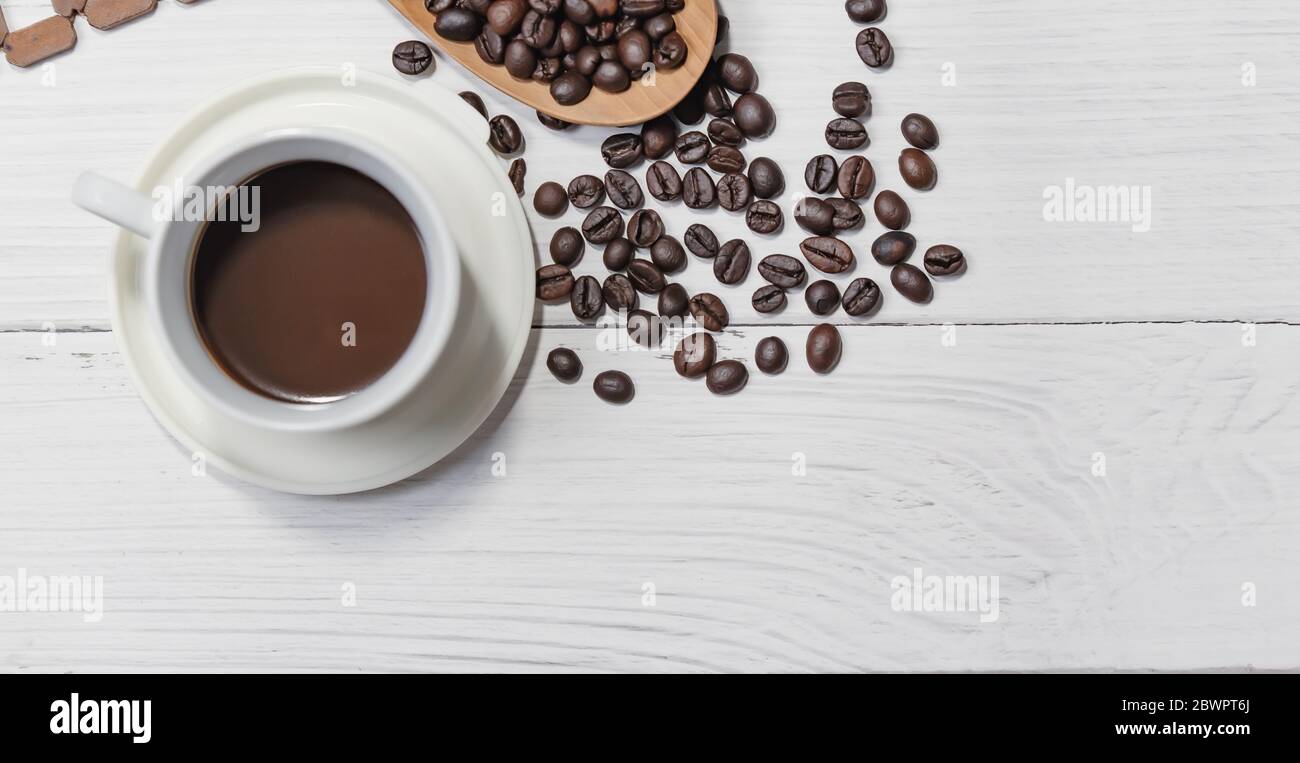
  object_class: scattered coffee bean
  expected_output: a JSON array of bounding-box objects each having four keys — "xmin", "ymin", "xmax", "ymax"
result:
[
  {"xmin": 752, "ymin": 285, "xmax": 787, "ymax": 314},
  {"xmin": 684, "ymin": 224, "xmax": 720, "ymax": 259},
  {"xmin": 871, "ymin": 231, "xmax": 916, "ymax": 265},
  {"xmin": 547, "ymin": 347, "xmax": 583, "ymax": 382},
  {"xmin": 602, "ymin": 273, "xmax": 639, "ymax": 311},
  {"xmin": 628, "ymin": 258, "xmax": 666, "ymax": 294},
  {"xmin": 568, "ymin": 174, "xmax": 606, "ymax": 208},
  {"xmin": 593, "ymin": 370, "xmax": 635, "ymax": 404},
  {"xmin": 758, "ymin": 254, "xmax": 807, "ymax": 289},
  {"xmin": 899, "ymin": 148, "xmax": 937, "ymax": 190},
  {"xmin": 842, "ymin": 277, "xmax": 882, "ymax": 316},
  {"xmin": 733, "ymin": 93, "xmax": 776, "ymax": 139},
  {"xmin": 746, "ymin": 200, "xmax": 784, "ymax": 234},
  {"xmin": 826, "ymin": 198, "xmax": 865, "ymax": 231},
  {"xmin": 689, "ymin": 293, "xmax": 730, "ymax": 331},
  {"xmin": 626, "ymin": 309, "xmax": 667, "ymax": 349},
  {"xmin": 675, "ymin": 131, "xmax": 712, "ymax": 164},
  {"xmin": 715, "ymin": 13, "xmax": 730, "ymax": 44},
  {"xmin": 702, "ymin": 78, "xmax": 734, "ymax": 118},
  {"xmin": 837, "ymin": 155, "xmax": 875, "ymax": 199},
  {"xmin": 641, "ymin": 114, "xmax": 679, "ymax": 159},
  {"xmin": 602, "ymin": 133, "xmax": 644, "ymax": 168},
  {"xmin": 571, "ymin": 274, "xmax": 605, "ymax": 320},
  {"xmin": 873, "ymin": 190, "xmax": 910, "ymax": 230},
  {"xmin": 551, "ymin": 70, "xmax": 593, "ymax": 104},
  {"xmin": 646, "ymin": 161, "xmax": 683, "ymax": 201},
  {"xmin": 605, "ymin": 169, "xmax": 644, "ymax": 209},
  {"xmin": 603, "ymin": 237, "xmax": 635, "ymax": 271},
  {"xmin": 826, "ymin": 118, "xmax": 868, "ymax": 150},
  {"xmin": 924, "ymin": 244, "xmax": 966, "ymax": 276},
  {"xmin": 674, "ymin": 80, "xmax": 708, "ymax": 125},
  {"xmin": 806, "ymin": 324, "xmax": 843, "ymax": 374},
  {"xmin": 509, "ymin": 159, "xmax": 527, "ymax": 194},
  {"xmin": 550, "ymin": 226, "xmax": 586, "ymax": 266},
  {"xmin": 714, "ymin": 239, "xmax": 752, "ymax": 285},
  {"xmin": 717, "ymin": 173, "xmax": 753, "ymax": 211},
  {"xmin": 651, "ymin": 235, "xmax": 686, "ymax": 273},
  {"xmin": 805, "ymin": 280, "xmax": 841, "ymax": 316},
  {"xmin": 534, "ymin": 181, "xmax": 569, "ymax": 216},
  {"xmin": 683, "ymin": 167, "xmax": 717, "ymax": 209},
  {"xmin": 627, "ymin": 209, "xmax": 665, "ymax": 247},
  {"xmin": 706, "ymin": 360, "xmax": 749, "ymax": 395},
  {"xmin": 845, "ymin": 0, "xmax": 887, "ymax": 23},
  {"xmin": 755, "ymin": 337, "xmax": 789, "ymax": 374},
  {"xmin": 658, "ymin": 282, "xmax": 691, "ymax": 318},
  {"xmin": 902, "ymin": 113, "xmax": 939, "ymax": 150},
  {"xmin": 855, "ymin": 27, "xmax": 894, "ymax": 68},
  {"xmin": 582, "ymin": 206, "xmax": 624, "ymax": 244},
  {"xmin": 460, "ymin": 91, "xmax": 489, "ymax": 119},
  {"xmin": 674, "ymin": 332, "xmax": 717, "ymax": 378},
  {"xmin": 537, "ymin": 111, "xmax": 574, "ymax": 130},
  {"xmin": 707, "ymin": 145, "xmax": 747, "ymax": 174},
  {"xmin": 748, "ymin": 157, "xmax": 785, "ymax": 199},
  {"xmin": 593, "ymin": 59, "xmax": 630, "ymax": 92},
  {"xmin": 489, "ymin": 114, "xmax": 524, "ymax": 154},
  {"xmin": 806, "ymin": 155, "xmax": 839, "ymax": 194},
  {"xmin": 505, "ymin": 39, "xmax": 538, "ymax": 77},
  {"xmin": 708, "ymin": 118, "xmax": 746, "ymax": 147},
  {"xmin": 891, "ymin": 263, "xmax": 934, "ymax": 303},
  {"xmin": 832, "ymin": 81, "xmax": 871, "ymax": 118},
  {"xmin": 794, "ymin": 197, "xmax": 837, "ymax": 236},
  {"xmin": 536, "ymin": 264, "xmax": 575, "ymax": 301},
  {"xmin": 393, "ymin": 40, "xmax": 435, "ymax": 75},
  {"xmin": 717, "ymin": 52, "xmax": 758, "ymax": 94},
  {"xmin": 435, "ymin": 8, "xmax": 484, "ymax": 42},
  {"xmin": 800, "ymin": 236, "xmax": 855, "ymax": 274}
]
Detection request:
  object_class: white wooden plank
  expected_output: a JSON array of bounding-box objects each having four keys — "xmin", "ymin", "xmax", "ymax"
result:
[{"xmin": 1, "ymin": 324, "xmax": 1296, "ymax": 672}]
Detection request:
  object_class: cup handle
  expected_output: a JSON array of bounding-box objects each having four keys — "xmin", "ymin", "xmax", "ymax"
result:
[{"xmin": 72, "ymin": 171, "xmax": 158, "ymax": 239}]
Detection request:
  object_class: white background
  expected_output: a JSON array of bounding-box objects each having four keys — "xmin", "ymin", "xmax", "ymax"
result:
[{"xmin": 1, "ymin": 0, "xmax": 1298, "ymax": 671}]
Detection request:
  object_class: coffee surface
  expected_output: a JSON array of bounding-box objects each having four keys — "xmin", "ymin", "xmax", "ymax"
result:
[{"xmin": 192, "ymin": 161, "xmax": 427, "ymax": 403}]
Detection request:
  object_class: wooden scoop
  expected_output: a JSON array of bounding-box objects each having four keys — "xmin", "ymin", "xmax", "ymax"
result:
[{"xmin": 387, "ymin": 0, "xmax": 718, "ymax": 127}]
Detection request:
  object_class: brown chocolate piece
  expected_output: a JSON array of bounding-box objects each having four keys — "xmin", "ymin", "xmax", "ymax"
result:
[
  {"xmin": 83, "ymin": 0, "xmax": 158, "ymax": 30},
  {"xmin": 3, "ymin": 16, "xmax": 77, "ymax": 68},
  {"xmin": 52, "ymin": 1, "xmax": 90, "ymax": 17}
]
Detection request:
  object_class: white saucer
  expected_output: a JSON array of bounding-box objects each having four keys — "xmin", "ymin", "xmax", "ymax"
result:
[{"xmin": 107, "ymin": 67, "xmax": 534, "ymax": 494}]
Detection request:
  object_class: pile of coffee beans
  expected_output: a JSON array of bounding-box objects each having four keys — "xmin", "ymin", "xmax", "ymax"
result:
[{"xmin": 424, "ymin": 0, "xmax": 691, "ymax": 108}]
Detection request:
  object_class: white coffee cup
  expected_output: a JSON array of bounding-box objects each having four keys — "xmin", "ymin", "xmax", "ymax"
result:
[{"xmin": 72, "ymin": 128, "xmax": 461, "ymax": 433}]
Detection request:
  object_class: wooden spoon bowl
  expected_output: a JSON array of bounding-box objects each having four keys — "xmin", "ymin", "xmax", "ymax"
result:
[{"xmin": 387, "ymin": 0, "xmax": 717, "ymax": 127}]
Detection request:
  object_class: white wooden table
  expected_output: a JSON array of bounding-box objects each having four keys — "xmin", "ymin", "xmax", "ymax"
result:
[{"xmin": 2, "ymin": 0, "xmax": 1298, "ymax": 672}]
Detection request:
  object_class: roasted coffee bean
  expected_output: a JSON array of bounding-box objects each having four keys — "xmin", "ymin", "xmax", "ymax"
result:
[
  {"xmin": 641, "ymin": 114, "xmax": 678, "ymax": 159},
  {"xmin": 717, "ymin": 173, "xmax": 753, "ymax": 211},
  {"xmin": 746, "ymin": 200, "xmax": 784, "ymax": 234},
  {"xmin": 627, "ymin": 209, "xmax": 664, "ymax": 247},
  {"xmin": 689, "ymin": 293, "xmax": 730, "ymax": 331},
  {"xmin": 460, "ymin": 91, "xmax": 489, "ymax": 119},
  {"xmin": 658, "ymin": 282, "xmax": 690, "ymax": 318},
  {"xmin": 716, "ymin": 53, "xmax": 758, "ymax": 94},
  {"xmin": 684, "ymin": 224, "xmax": 720, "ymax": 258},
  {"xmin": 855, "ymin": 27, "xmax": 894, "ymax": 68},
  {"xmin": 899, "ymin": 148, "xmax": 938, "ymax": 190},
  {"xmin": 842, "ymin": 277, "xmax": 882, "ymax": 316},
  {"xmin": 806, "ymin": 324, "xmax": 843, "ymax": 373},
  {"xmin": 832, "ymin": 81, "xmax": 871, "ymax": 118},
  {"xmin": 603, "ymin": 237, "xmax": 634, "ymax": 270},
  {"xmin": 617, "ymin": 29, "xmax": 653, "ymax": 72},
  {"xmin": 532, "ymin": 57, "xmax": 563, "ymax": 82},
  {"xmin": 845, "ymin": 0, "xmax": 887, "ymax": 23},
  {"xmin": 476, "ymin": 29, "xmax": 507, "ymax": 65},
  {"xmin": 708, "ymin": 118, "xmax": 745, "ymax": 147},
  {"xmin": 713, "ymin": 11, "xmax": 729, "ymax": 42},
  {"xmin": 871, "ymin": 231, "xmax": 916, "ymax": 265},
  {"xmin": 732, "ymin": 93, "xmax": 776, "ymax": 139},
  {"xmin": 644, "ymin": 12, "xmax": 676, "ymax": 40},
  {"xmin": 751, "ymin": 285, "xmax": 787, "ymax": 314},
  {"xmin": 534, "ymin": 181, "xmax": 569, "ymax": 216},
  {"xmin": 707, "ymin": 145, "xmax": 747, "ymax": 174},
  {"xmin": 673, "ymin": 332, "xmax": 716, "ymax": 379},
  {"xmin": 650, "ymin": 235, "xmax": 686, "ymax": 273},
  {"xmin": 806, "ymin": 155, "xmax": 839, "ymax": 194},
  {"xmin": 462, "ymin": 1, "xmax": 491, "ymax": 14},
  {"xmin": 489, "ymin": 115, "xmax": 525, "ymax": 154},
  {"xmin": 826, "ymin": 198, "xmax": 865, "ymax": 231},
  {"xmin": 551, "ymin": 71, "xmax": 593, "ymax": 104},
  {"xmin": 427, "ymin": 0, "xmax": 456, "ymax": 11},
  {"xmin": 572, "ymin": 45, "xmax": 601, "ymax": 75},
  {"xmin": 800, "ymin": 236, "xmax": 855, "ymax": 273},
  {"xmin": 435, "ymin": 7, "xmax": 484, "ymax": 41},
  {"xmin": 593, "ymin": 370, "xmax": 635, "ymax": 403},
  {"xmin": 547, "ymin": 347, "xmax": 583, "ymax": 382},
  {"xmin": 628, "ymin": 258, "xmax": 666, "ymax": 294},
  {"xmin": 568, "ymin": 174, "xmax": 606, "ymax": 208},
  {"xmin": 891, "ymin": 263, "xmax": 934, "ymax": 303},
  {"xmin": 794, "ymin": 197, "xmax": 836, "ymax": 236},
  {"xmin": 602, "ymin": 273, "xmax": 639, "ymax": 311},
  {"xmin": 602, "ymin": 133, "xmax": 644, "ymax": 168},
  {"xmin": 488, "ymin": 0, "xmax": 528, "ymax": 35},
  {"xmin": 674, "ymin": 79, "xmax": 707, "ymax": 124},
  {"xmin": 674, "ymin": 131, "xmax": 711, "ymax": 164},
  {"xmin": 571, "ymin": 274, "xmax": 606, "ymax": 320},
  {"xmin": 748, "ymin": 157, "xmax": 784, "ymax": 199},
  {"xmin": 873, "ymin": 190, "xmax": 910, "ymax": 230},
  {"xmin": 902, "ymin": 113, "xmax": 939, "ymax": 150},
  {"xmin": 837, "ymin": 155, "xmax": 875, "ymax": 199},
  {"xmin": 536, "ymin": 264, "xmax": 575, "ymax": 300},
  {"xmin": 924, "ymin": 244, "xmax": 966, "ymax": 276},
  {"xmin": 550, "ymin": 226, "xmax": 586, "ymax": 265},
  {"xmin": 505, "ymin": 39, "xmax": 539, "ymax": 77},
  {"xmin": 393, "ymin": 40, "xmax": 435, "ymax": 75},
  {"xmin": 626, "ymin": 309, "xmax": 667, "ymax": 348},
  {"xmin": 805, "ymin": 280, "xmax": 841, "ymax": 316},
  {"xmin": 714, "ymin": 240, "xmax": 751, "ymax": 285},
  {"xmin": 706, "ymin": 360, "xmax": 748, "ymax": 395},
  {"xmin": 683, "ymin": 167, "xmax": 717, "ymax": 209},
  {"xmin": 582, "ymin": 206, "xmax": 624, "ymax": 244},
  {"xmin": 646, "ymin": 161, "xmax": 682, "ymax": 201},
  {"xmin": 826, "ymin": 118, "xmax": 868, "ymax": 150},
  {"xmin": 755, "ymin": 337, "xmax": 789, "ymax": 374},
  {"xmin": 758, "ymin": 254, "xmax": 806, "ymax": 289},
  {"xmin": 537, "ymin": 110, "xmax": 574, "ymax": 130},
  {"xmin": 655, "ymin": 31, "xmax": 688, "ymax": 68},
  {"xmin": 702, "ymin": 79, "xmax": 734, "ymax": 118},
  {"xmin": 508, "ymin": 159, "xmax": 527, "ymax": 194},
  {"xmin": 604, "ymin": 169, "xmax": 644, "ymax": 209},
  {"xmin": 593, "ymin": 59, "xmax": 631, "ymax": 91}
]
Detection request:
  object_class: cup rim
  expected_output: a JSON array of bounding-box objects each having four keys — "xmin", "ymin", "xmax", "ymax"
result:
[{"xmin": 145, "ymin": 128, "xmax": 462, "ymax": 433}]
